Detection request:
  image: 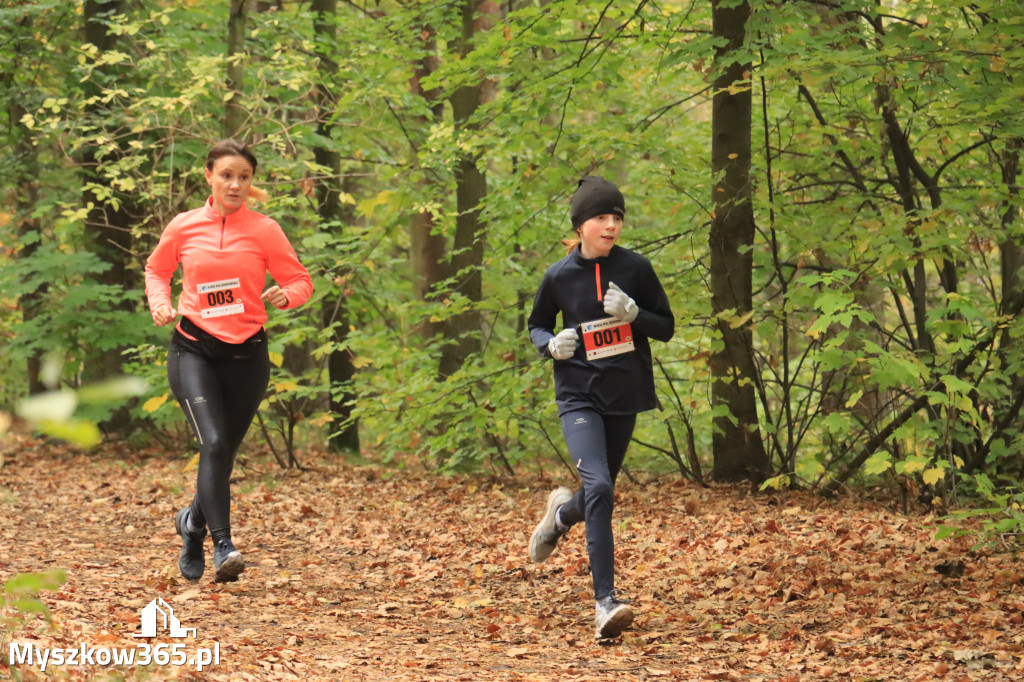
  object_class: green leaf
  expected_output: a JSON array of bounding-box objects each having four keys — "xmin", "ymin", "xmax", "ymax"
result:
[
  {"xmin": 11, "ymin": 597, "xmax": 53, "ymax": 619},
  {"xmin": 5, "ymin": 569, "xmax": 67, "ymax": 596},
  {"xmin": 940, "ymin": 374, "xmax": 974, "ymax": 397},
  {"xmin": 863, "ymin": 451, "xmax": 893, "ymax": 476},
  {"xmin": 934, "ymin": 526, "xmax": 955, "ymax": 541}
]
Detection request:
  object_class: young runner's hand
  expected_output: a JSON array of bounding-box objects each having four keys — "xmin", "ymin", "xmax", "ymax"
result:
[
  {"xmin": 153, "ymin": 305, "xmax": 177, "ymax": 327},
  {"xmin": 604, "ymin": 282, "xmax": 638, "ymax": 322},
  {"xmin": 261, "ymin": 286, "xmax": 290, "ymax": 309},
  {"xmin": 548, "ymin": 328, "xmax": 579, "ymax": 360}
]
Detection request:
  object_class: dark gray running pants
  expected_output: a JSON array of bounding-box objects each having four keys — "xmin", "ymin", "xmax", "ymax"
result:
[{"xmin": 557, "ymin": 408, "xmax": 637, "ymax": 601}]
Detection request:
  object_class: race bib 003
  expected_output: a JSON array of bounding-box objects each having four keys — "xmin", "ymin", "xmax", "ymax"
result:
[
  {"xmin": 581, "ymin": 316, "xmax": 635, "ymax": 361},
  {"xmin": 197, "ymin": 277, "xmax": 244, "ymax": 319}
]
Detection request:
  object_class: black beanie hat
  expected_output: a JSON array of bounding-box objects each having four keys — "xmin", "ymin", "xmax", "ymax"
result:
[{"xmin": 570, "ymin": 176, "xmax": 625, "ymax": 229}]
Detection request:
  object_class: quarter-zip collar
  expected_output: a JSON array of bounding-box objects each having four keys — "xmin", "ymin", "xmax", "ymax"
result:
[
  {"xmin": 571, "ymin": 244, "xmax": 620, "ymax": 302},
  {"xmin": 202, "ymin": 197, "xmax": 250, "ymax": 250}
]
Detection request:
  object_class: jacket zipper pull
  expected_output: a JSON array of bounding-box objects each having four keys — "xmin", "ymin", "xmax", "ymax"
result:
[{"xmin": 595, "ymin": 262, "xmax": 603, "ymax": 302}]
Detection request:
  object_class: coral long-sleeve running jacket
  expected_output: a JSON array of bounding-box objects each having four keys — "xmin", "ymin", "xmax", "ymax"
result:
[
  {"xmin": 528, "ymin": 245, "xmax": 674, "ymax": 416},
  {"xmin": 145, "ymin": 198, "xmax": 313, "ymax": 344}
]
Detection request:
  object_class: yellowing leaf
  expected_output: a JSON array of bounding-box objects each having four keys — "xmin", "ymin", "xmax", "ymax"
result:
[
  {"xmin": 922, "ymin": 467, "xmax": 945, "ymax": 486},
  {"xmin": 268, "ymin": 351, "xmax": 284, "ymax": 367},
  {"xmin": 356, "ymin": 190, "xmax": 394, "ymax": 218},
  {"xmin": 351, "ymin": 356, "xmax": 374, "ymax": 369},
  {"xmin": 307, "ymin": 413, "xmax": 335, "ymax": 426},
  {"xmin": 36, "ymin": 418, "xmax": 102, "ymax": 448},
  {"xmin": 142, "ymin": 394, "xmax": 168, "ymax": 413},
  {"xmin": 724, "ymin": 309, "xmax": 755, "ymax": 329},
  {"xmin": 844, "ymin": 390, "xmax": 864, "ymax": 409},
  {"xmin": 901, "ymin": 457, "xmax": 928, "ymax": 475},
  {"xmin": 183, "ymin": 453, "xmax": 200, "ymax": 473},
  {"xmin": 274, "ymin": 380, "xmax": 299, "ymax": 393}
]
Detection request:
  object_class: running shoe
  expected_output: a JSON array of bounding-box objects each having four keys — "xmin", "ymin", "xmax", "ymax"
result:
[
  {"xmin": 213, "ymin": 538, "xmax": 245, "ymax": 583},
  {"xmin": 174, "ymin": 507, "xmax": 206, "ymax": 581},
  {"xmin": 595, "ymin": 591, "xmax": 634, "ymax": 639},
  {"xmin": 528, "ymin": 486, "xmax": 573, "ymax": 563}
]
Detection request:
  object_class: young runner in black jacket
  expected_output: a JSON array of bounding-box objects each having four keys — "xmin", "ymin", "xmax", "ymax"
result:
[{"xmin": 527, "ymin": 176, "xmax": 674, "ymax": 639}]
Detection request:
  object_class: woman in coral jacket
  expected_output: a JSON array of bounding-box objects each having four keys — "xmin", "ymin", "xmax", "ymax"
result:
[
  {"xmin": 527, "ymin": 176, "xmax": 674, "ymax": 639},
  {"xmin": 145, "ymin": 139, "xmax": 312, "ymax": 583}
]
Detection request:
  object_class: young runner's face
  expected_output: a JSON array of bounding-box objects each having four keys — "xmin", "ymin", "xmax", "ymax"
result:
[
  {"xmin": 205, "ymin": 155, "xmax": 254, "ymax": 216},
  {"xmin": 577, "ymin": 213, "xmax": 623, "ymax": 259}
]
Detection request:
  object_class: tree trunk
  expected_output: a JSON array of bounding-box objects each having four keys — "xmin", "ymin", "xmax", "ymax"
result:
[
  {"xmin": 6, "ymin": 12, "xmax": 45, "ymax": 395},
  {"xmin": 312, "ymin": 0, "xmax": 359, "ymax": 452},
  {"xmin": 225, "ymin": 0, "xmax": 249, "ymax": 139},
  {"xmin": 999, "ymin": 141, "xmax": 1024, "ymax": 318},
  {"xmin": 708, "ymin": 0, "xmax": 768, "ymax": 482},
  {"xmin": 975, "ymin": 138, "xmax": 1024, "ymax": 472},
  {"xmin": 82, "ymin": 0, "xmax": 132, "ymax": 306},
  {"xmin": 437, "ymin": 0, "xmax": 494, "ymax": 379},
  {"xmin": 81, "ymin": 1, "xmax": 137, "ymax": 411},
  {"xmin": 409, "ymin": 26, "xmax": 447, "ymax": 340}
]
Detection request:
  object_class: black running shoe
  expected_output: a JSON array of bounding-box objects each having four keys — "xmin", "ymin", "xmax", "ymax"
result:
[
  {"xmin": 213, "ymin": 537, "xmax": 245, "ymax": 583},
  {"xmin": 174, "ymin": 507, "xmax": 206, "ymax": 581}
]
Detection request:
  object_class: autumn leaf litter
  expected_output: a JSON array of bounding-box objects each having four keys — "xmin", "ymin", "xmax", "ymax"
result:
[{"xmin": 1, "ymin": 438, "xmax": 1022, "ymax": 681}]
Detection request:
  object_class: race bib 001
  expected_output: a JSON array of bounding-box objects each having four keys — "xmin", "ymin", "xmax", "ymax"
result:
[
  {"xmin": 197, "ymin": 277, "xmax": 244, "ymax": 319},
  {"xmin": 581, "ymin": 316, "xmax": 635, "ymax": 361}
]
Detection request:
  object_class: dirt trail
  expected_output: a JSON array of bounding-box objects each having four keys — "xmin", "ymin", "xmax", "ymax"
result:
[{"xmin": 1, "ymin": 437, "xmax": 1022, "ymax": 680}]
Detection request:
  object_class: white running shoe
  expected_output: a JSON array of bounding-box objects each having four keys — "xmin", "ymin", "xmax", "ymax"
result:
[
  {"xmin": 595, "ymin": 591, "xmax": 634, "ymax": 639},
  {"xmin": 528, "ymin": 486, "xmax": 573, "ymax": 563}
]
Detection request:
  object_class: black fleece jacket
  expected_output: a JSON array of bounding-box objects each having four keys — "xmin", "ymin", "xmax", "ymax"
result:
[{"xmin": 528, "ymin": 245, "xmax": 674, "ymax": 416}]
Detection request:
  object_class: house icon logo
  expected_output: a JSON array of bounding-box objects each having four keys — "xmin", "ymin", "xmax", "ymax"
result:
[{"xmin": 133, "ymin": 598, "xmax": 196, "ymax": 639}]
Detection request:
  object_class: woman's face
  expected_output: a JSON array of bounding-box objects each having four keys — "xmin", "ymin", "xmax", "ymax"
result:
[
  {"xmin": 577, "ymin": 213, "xmax": 623, "ymax": 259},
  {"xmin": 205, "ymin": 154, "xmax": 254, "ymax": 216}
]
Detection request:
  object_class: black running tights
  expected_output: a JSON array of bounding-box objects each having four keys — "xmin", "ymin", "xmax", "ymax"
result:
[{"xmin": 167, "ymin": 328, "xmax": 269, "ymax": 535}]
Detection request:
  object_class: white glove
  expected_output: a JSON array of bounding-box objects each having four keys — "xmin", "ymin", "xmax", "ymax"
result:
[
  {"xmin": 603, "ymin": 282, "xmax": 638, "ymax": 322},
  {"xmin": 548, "ymin": 328, "xmax": 579, "ymax": 360}
]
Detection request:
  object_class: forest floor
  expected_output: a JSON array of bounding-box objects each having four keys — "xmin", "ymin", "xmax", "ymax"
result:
[{"xmin": 1, "ymin": 435, "xmax": 1023, "ymax": 681}]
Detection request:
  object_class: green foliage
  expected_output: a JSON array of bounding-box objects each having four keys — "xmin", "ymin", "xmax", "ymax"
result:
[
  {"xmin": 1, "ymin": 569, "xmax": 67, "ymax": 657},
  {"xmin": 937, "ymin": 473, "xmax": 1024, "ymax": 549},
  {"xmin": 2, "ymin": 0, "xmax": 1024, "ymax": 544}
]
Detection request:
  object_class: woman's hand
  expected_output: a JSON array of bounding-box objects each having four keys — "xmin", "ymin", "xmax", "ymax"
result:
[
  {"xmin": 261, "ymin": 286, "xmax": 290, "ymax": 309},
  {"xmin": 153, "ymin": 305, "xmax": 177, "ymax": 327}
]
